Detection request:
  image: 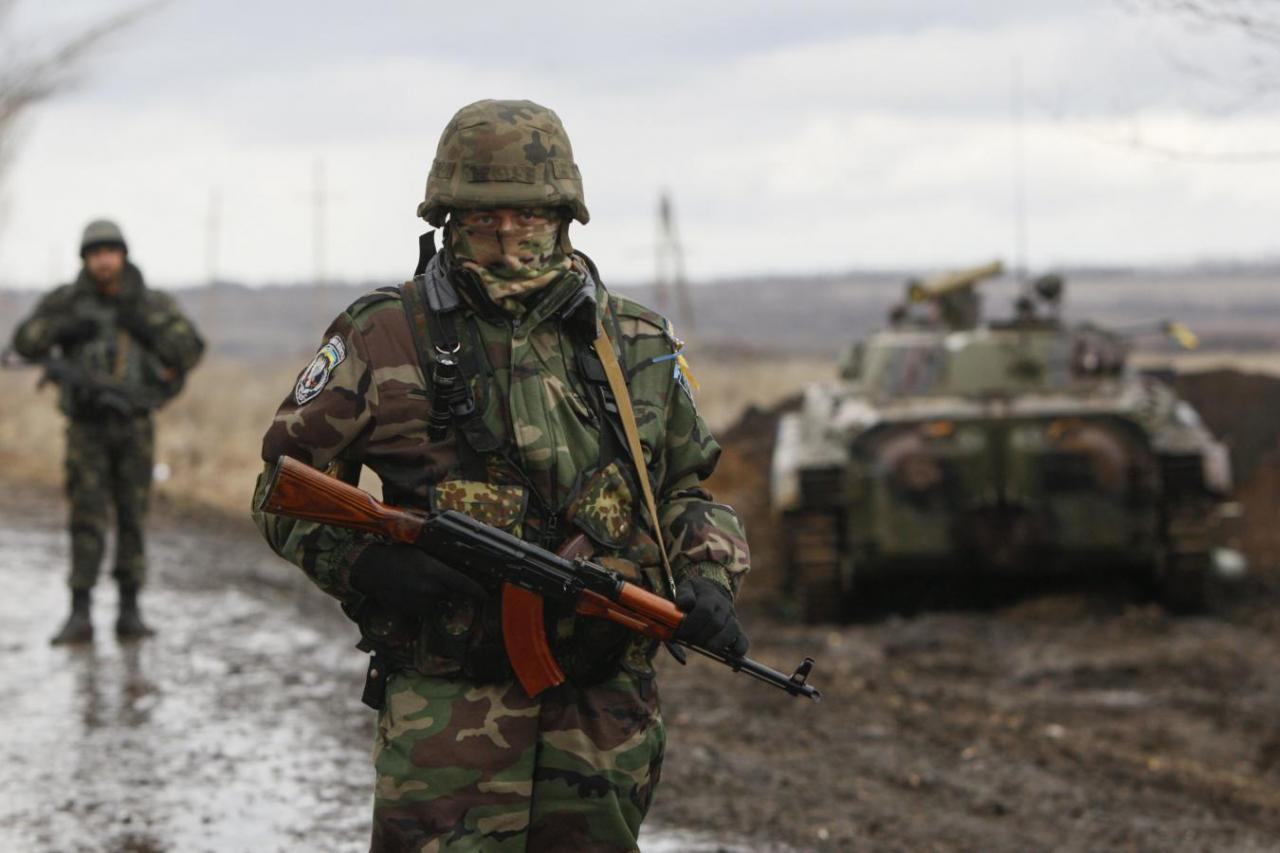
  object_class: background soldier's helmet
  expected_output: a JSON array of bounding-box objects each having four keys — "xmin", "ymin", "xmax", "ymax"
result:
[
  {"xmin": 80, "ymin": 219, "xmax": 128, "ymax": 257},
  {"xmin": 418, "ymin": 99, "xmax": 589, "ymax": 227}
]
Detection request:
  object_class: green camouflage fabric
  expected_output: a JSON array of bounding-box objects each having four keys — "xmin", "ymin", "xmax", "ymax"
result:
[
  {"xmin": 252, "ymin": 253, "xmax": 748, "ymax": 611},
  {"xmin": 11, "ymin": 263, "xmax": 206, "ymax": 417},
  {"xmin": 63, "ymin": 416, "xmax": 154, "ymax": 591},
  {"xmin": 566, "ymin": 461, "xmax": 633, "ymax": 549},
  {"xmin": 430, "ymin": 480, "xmax": 526, "ymax": 534},
  {"xmin": 251, "ymin": 247, "xmax": 748, "ymax": 848},
  {"xmin": 372, "ymin": 670, "xmax": 663, "ymax": 852},
  {"xmin": 419, "ymin": 100, "xmax": 589, "ymax": 226},
  {"xmin": 11, "ymin": 262, "xmax": 203, "ymax": 593},
  {"xmin": 448, "ymin": 208, "xmax": 570, "ymax": 311}
]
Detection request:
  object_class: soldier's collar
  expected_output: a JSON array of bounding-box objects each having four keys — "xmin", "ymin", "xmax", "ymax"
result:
[
  {"xmin": 438, "ymin": 247, "xmax": 597, "ymax": 338},
  {"xmin": 558, "ymin": 254, "xmax": 601, "ymax": 341}
]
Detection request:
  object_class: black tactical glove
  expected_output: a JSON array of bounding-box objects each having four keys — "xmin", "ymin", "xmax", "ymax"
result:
[
  {"xmin": 350, "ymin": 543, "xmax": 486, "ymax": 615},
  {"xmin": 674, "ymin": 576, "xmax": 749, "ymax": 658},
  {"xmin": 54, "ymin": 316, "xmax": 99, "ymax": 348}
]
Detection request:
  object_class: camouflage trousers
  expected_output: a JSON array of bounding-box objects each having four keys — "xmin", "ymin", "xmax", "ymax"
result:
[
  {"xmin": 371, "ymin": 669, "xmax": 664, "ymax": 852},
  {"xmin": 64, "ymin": 415, "xmax": 154, "ymax": 592}
]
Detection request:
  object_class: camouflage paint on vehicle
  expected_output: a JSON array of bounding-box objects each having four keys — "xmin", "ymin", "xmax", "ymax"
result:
[{"xmin": 772, "ymin": 262, "xmax": 1235, "ymax": 619}]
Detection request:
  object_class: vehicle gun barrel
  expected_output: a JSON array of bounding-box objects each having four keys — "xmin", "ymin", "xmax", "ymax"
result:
[{"xmin": 908, "ymin": 260, "xmax": 1004, "ymax": 303}]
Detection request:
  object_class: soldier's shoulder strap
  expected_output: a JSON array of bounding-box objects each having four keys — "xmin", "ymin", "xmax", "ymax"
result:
[
  {"xmin": 399, "ymin": 243, "xmax": 462, "ymax": 364},
  {"xmin": 398, "ymin": 249, "xmax": 502, "ymax": 456},
  {"xmin": 592, "ymin": 317, "xmax": 677, "ymax": 600}
]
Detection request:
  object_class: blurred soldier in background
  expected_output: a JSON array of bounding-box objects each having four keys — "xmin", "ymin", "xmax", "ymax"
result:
[
  {"xmin": 252, "ymin": 100, "xmax": 750, "ymax": 851},
  {"xmin": 10, "ymin": 220, "xmax": 205, "ymax": 644}
]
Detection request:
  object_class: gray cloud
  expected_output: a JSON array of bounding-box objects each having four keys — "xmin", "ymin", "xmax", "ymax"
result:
[{"xmin": 1, "ymin": 0, "xmax": 1278, "ymax": 288}]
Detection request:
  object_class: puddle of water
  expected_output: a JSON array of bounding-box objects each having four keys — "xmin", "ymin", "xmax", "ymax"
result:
[
  {"xmin": 642, "ymin": 828, "xmax": 773, "ymax": 852},
  {"xmin": 0, "ymin": 509, "xmax": 369, "ymax": 852},
  {"xmin": 0, "ymin": 506, "xmax": 770, "ymax": 851}
]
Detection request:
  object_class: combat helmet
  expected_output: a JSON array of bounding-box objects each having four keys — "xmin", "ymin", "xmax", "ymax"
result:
[
  {"xmin": 80, "ymin": 219, "xmax": 127, "ymax": 257},
  {"xmin": 418, "ymin": 99, "xmax": 589, "ymax": 226}
]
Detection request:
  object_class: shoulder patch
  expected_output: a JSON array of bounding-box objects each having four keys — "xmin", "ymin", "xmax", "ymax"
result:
[{"xmin": 294, "ymin": 335, "xmax": 347, "ymax": 405}]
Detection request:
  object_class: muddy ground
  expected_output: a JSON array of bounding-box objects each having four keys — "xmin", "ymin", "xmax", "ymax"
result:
[
  {"xmin": 4, "ymin": 369, "xmax": 1280, "ymax": 851},
  {"xmin": 0, "ymin": 493, "xmax": 753, "ymax": 853}
]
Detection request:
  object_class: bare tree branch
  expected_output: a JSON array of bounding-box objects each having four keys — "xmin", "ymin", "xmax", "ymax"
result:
[
  {"xmin": 0, "ymin": 2, "xmax": 158, "ymax": 180},
  {"xmin": 1130, "ymin": 0, "xmax": 1280, "ymax": 45},
  {"xmin": 1112, "ymin": 0, "xmax": 1280, "ymax": 161}
]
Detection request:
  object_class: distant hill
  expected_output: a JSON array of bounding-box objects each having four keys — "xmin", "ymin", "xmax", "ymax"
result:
[{"xmin": 2, "ymin": 265, "xmax": 1276, "ymax": 361}]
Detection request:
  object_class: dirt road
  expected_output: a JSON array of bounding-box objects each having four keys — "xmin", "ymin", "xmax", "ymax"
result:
[
  {"xmin": 0, "ymin": 498, "xmax": 372, "ymax": 852},
  {"xmin": 0, "ymin": 497, "xmax": 755, "ymax": 853},
  {"xmin": 4, "ymin": 466, "xmax": 1280, "ymax": 852}
]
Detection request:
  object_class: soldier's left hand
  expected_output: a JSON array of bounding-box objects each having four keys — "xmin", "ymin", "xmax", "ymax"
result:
[{"xmin": 674, "ymin": 577, "xmax": 749, "ymax": 658}]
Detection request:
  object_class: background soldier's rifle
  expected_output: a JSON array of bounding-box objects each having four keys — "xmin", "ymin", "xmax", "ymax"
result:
[
  {"xmin": 259, "ymin": 455, "xmax": 822, "ymax": 702},
  {"xmin": 1, "ymin": 347, "xmax": 144, "ymax": 416}
]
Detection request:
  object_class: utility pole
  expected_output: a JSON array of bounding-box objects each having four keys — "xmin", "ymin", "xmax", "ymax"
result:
[
  {"xmin": 312, "ymin": 158, "xmax": 327, "ymax": 290},
  {"xmin": 203, "ymin": 187, "xmax": 222, "ymax": 339},
  {"xmin": 1011, "ymin": 55, "xmax": 1030, "ymax": 290},
  {"xmin": 655, "ymin": 191, "xmax": 695, "ymax": 333},
  {"xmin": 311, "ymin": 158, "xmax": 330, "ymax": 336}
]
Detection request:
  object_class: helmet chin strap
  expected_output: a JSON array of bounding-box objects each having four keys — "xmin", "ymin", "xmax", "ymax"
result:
[{"xmin": 557, "ymin": 218, "xmax": 574, "ymax": 254}]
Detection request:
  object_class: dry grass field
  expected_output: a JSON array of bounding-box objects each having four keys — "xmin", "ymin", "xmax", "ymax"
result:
[
  {"xmin": 0, "ymin": 353, "xmax": 828, "ymax": 516},
  {"xmin": 3, "ymin": 348, "xmax": 1274, "ymax": 520}
]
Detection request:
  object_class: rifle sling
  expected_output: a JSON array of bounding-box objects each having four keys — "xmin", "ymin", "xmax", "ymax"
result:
[{"xmin": 591, "ymin": 323, "xmax": 677, "ymax": 600}]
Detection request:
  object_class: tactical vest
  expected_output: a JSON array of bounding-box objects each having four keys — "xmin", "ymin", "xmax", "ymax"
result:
[{"xmin": 366, "ymin": 236, "xmax": 661, "ymax": 687}]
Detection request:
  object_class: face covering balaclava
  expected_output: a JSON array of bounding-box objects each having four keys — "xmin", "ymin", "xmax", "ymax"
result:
[{"xmin": 447, "ymin": 208, "xmax": 572, "ymax": 312}]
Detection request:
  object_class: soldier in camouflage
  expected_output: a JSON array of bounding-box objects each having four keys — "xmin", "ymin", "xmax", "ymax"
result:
[
  {"xmin": 11, "ymin": 220, "xmax": 205, "ymax": 644},
  {"xmin": 252, "ymin": 100, "xmax": 751, "ymax": 852}
]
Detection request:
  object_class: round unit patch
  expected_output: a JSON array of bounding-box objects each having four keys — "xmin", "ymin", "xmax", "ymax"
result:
[{"xmin": 294, "ymin": 335, "xmax": 347, "ymax": 405}]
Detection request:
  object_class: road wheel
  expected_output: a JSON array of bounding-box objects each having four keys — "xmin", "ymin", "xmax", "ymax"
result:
[{"xmin": 785, "ymin": 510, "xmax": 846, "ymax": 623}]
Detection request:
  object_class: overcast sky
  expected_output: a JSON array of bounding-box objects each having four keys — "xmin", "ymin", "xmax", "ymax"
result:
[{"xmin": 1, "ymin": 0, "xmax": 1278, "ymax": 288}]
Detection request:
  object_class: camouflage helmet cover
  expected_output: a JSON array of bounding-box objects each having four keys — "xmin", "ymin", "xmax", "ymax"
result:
[
  {"xmin": 418, "ymin": 99, "xmax": 589, "ymax": 226},
  {"xmin": 80, "ymin": 218, "xmax": 127, "ymax": 256}
]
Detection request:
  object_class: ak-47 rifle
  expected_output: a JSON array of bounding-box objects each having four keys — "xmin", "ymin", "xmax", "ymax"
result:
[
  {"xmin": 2, "ymin": 348, "xmax": 143, "ymax": 416},
  {"xmin": 258, "ymin": 456, "xmax": 822, "ymax": 701}
]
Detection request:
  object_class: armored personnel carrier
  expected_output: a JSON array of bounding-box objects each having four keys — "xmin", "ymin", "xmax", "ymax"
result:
[{"xmin": 771, "ymin": 261, "xmax": 1234, "ymax": 620}]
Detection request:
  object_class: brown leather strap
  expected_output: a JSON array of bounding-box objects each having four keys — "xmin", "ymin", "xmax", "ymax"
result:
[{"xmin": 592, "ymin": 324, "xmax": 678, "ymax": 599}]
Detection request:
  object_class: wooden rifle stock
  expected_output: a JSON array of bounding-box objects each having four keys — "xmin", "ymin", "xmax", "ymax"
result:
[{"xmin": 260, "ymin": 456, "xmax": 426, "ymax": 544}]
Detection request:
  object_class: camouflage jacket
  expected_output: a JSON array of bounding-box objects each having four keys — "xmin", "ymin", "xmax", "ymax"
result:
[
  {"xmin": 11, "ymin": 263, "xmax": 205, "ymax": 417},
  {"xmin": 251, "ymin": 250, "xmax": 749, "ymax": 678}
]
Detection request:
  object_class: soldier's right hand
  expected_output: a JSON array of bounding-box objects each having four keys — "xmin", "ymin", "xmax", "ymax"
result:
[
  {"xmin": 351, "ymin": 544, "xmax": 486, "ymax": 614},
  {"xmin": 55, "ymin": 316, "xmax": 99, "ymax": 347}
]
